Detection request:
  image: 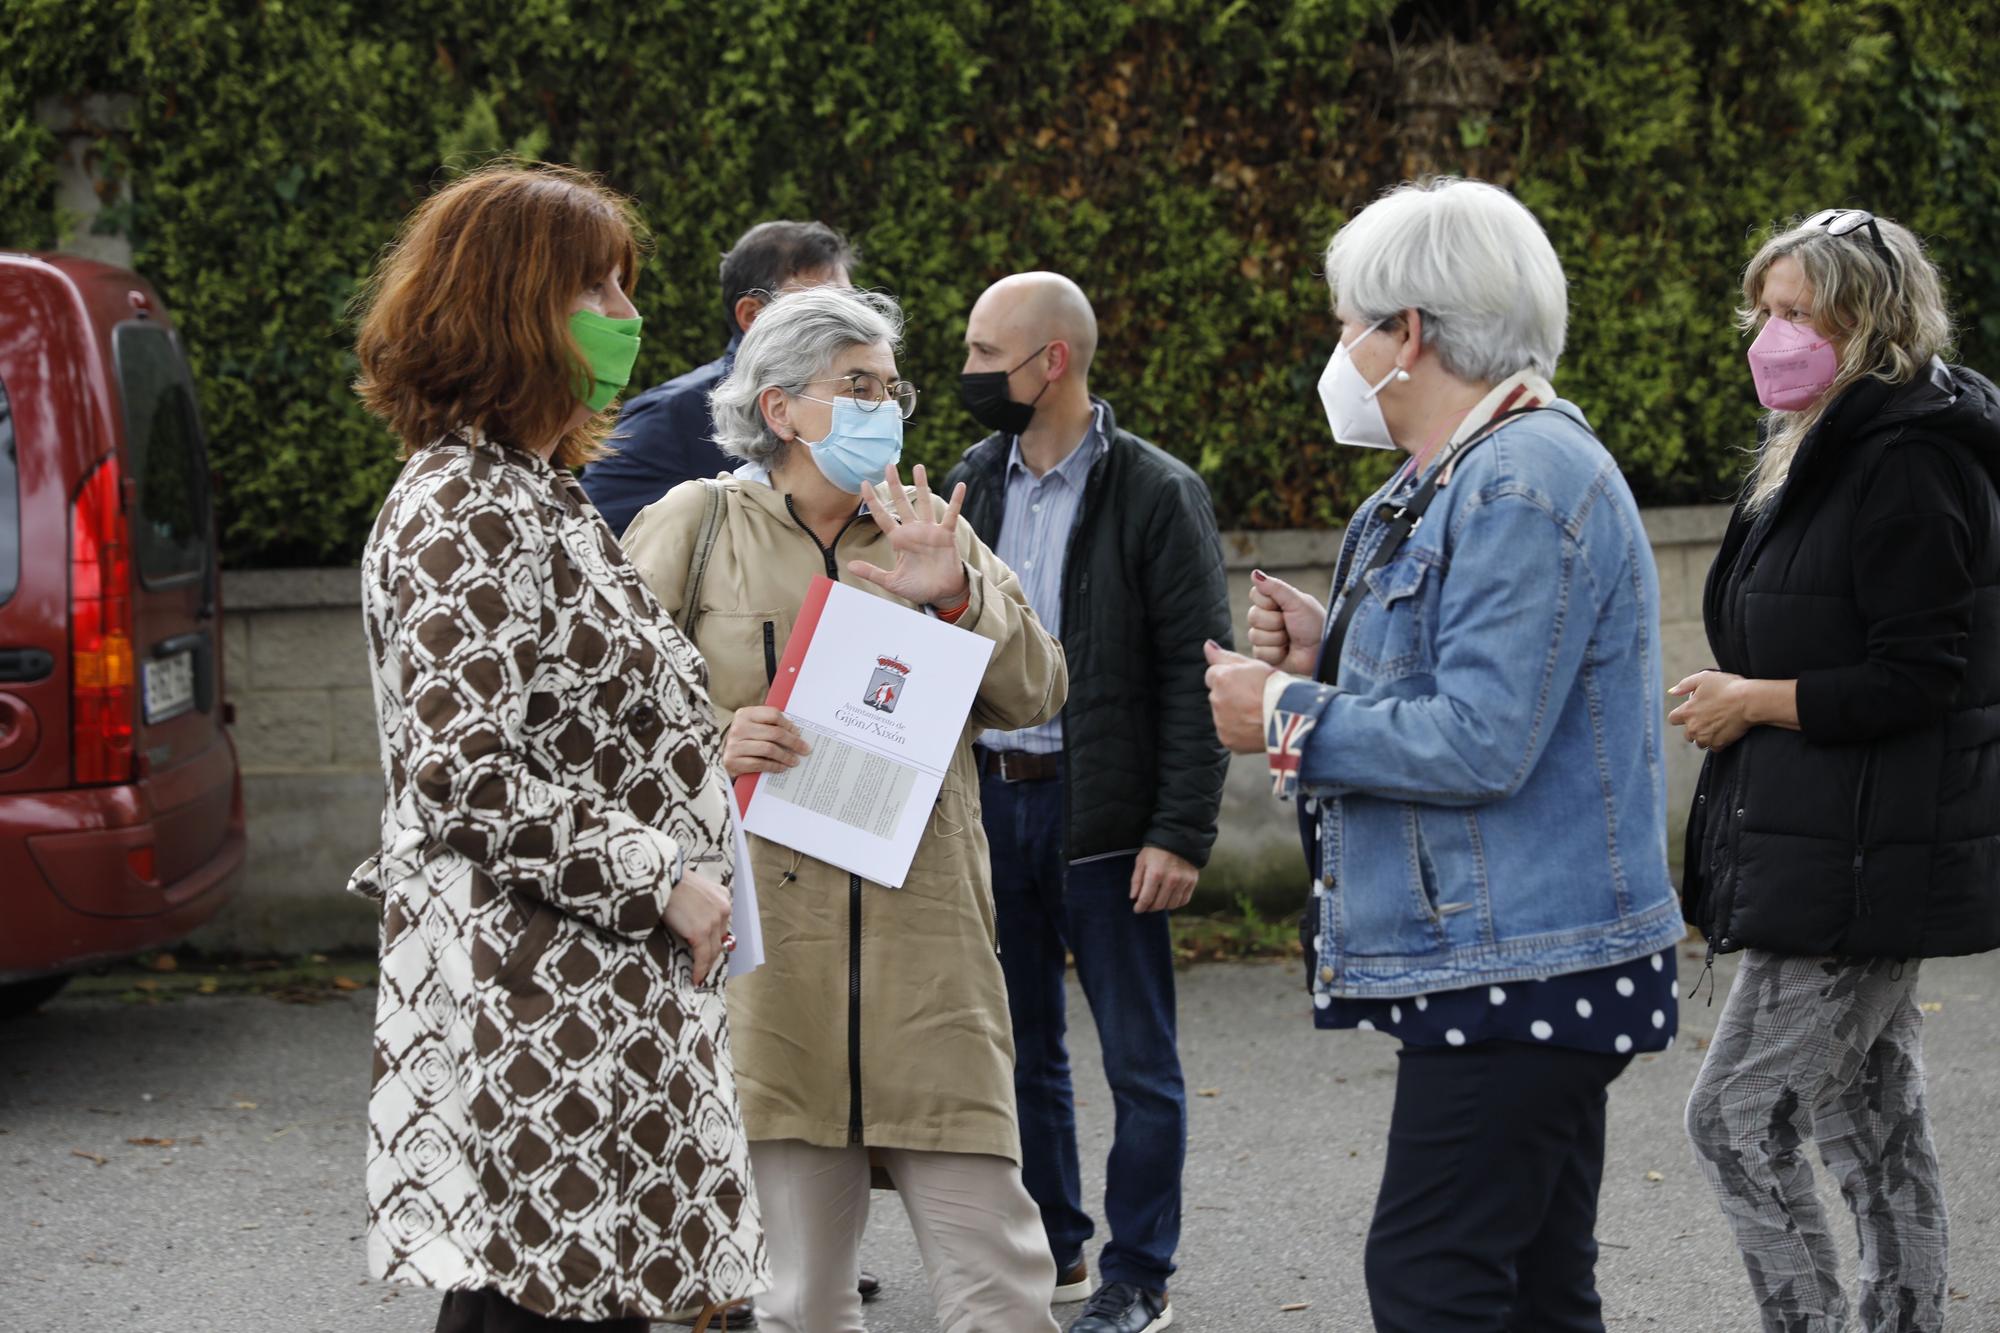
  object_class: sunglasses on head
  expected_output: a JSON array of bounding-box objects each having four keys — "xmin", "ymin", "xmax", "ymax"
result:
[{"xmin": 1805, "ymin": 208, "xmax": 1901, "ymax": 289}]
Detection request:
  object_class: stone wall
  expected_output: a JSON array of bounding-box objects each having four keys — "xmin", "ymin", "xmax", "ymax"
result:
[{"xmin": 195, "ymin": 509, "xmax": 1730, "ymax": 952}]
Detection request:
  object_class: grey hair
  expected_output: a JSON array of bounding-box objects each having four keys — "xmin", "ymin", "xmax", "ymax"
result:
[
  {"xmin": 1738, "ymin": 213, "xmax": 1953, "ymax": 511},
  {"xmin": 1325, "ymin": 177, "xmax": 1568, "ymax": 382},
  {"xmin": 709, "ymin": 286, "xmax": 904, "ymax": 466}
]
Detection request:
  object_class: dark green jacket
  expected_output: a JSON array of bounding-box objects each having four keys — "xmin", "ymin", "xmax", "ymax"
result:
[{"xmin": 946, "ymin": 398, "xmax": 1233, "ymax": 867}]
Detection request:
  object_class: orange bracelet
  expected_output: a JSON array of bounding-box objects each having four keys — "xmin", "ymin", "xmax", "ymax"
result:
[{"xmin": 934, "ymin": 592, "xmax": 972, "ymax": 624}]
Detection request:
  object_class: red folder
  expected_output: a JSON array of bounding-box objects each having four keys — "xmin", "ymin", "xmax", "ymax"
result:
[{"xmin": 735, "ymin": 574, "xmax": 835, "ymax": 817}]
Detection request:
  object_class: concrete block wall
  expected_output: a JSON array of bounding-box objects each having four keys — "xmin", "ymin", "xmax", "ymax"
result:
[
  {"xmin": 196, "ymin": 510, "xmax": 1730, "ymax": 952},
  {"xmin": 192, "ymin": 571, "xmax": 387, "ymax": 954}
]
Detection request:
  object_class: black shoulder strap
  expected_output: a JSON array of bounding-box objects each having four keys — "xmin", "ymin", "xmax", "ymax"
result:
[{"xmin": 1314, "ymin": 406, "xmax": 1552, "ymax": 685}]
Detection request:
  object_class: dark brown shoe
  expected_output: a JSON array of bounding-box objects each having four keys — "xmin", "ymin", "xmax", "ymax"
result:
[
  {"xmin": 662, "ymin": 1299, "xmax": 755, "ymax": 1329},
  {"xmin": 1053, "ymin": 1258, "xmax": 1094, "ymax": 1304}
]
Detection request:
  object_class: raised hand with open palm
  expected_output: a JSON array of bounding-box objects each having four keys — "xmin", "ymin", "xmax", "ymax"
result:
[{"xmin": 850, "ymin": 463, "xmax": 972, "ymax": 610}]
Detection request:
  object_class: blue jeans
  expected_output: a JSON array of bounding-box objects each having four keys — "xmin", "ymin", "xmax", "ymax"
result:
[{"xmin": 980, "ymin": 770, "xmax": 1186, "ymax": 1292}]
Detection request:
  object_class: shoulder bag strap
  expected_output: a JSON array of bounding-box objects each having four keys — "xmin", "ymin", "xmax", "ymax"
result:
[{"xmin": 676, "ymin": 479, "xmax": 726, "ymax": 641}]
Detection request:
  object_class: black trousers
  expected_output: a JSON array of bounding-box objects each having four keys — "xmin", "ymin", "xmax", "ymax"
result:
[
  {"xmin": 1364, "ymin": 1041, "xmax": 1632, "ymax": 1333},
  {"xmin": 434, "ymin": 1288, "xmax": 648, "ymax": 1333}
]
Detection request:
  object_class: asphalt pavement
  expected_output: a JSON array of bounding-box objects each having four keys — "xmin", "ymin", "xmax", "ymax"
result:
[{"xmin": 5, "ymin": 950, "xmax": 1998, "ymax": 1332}]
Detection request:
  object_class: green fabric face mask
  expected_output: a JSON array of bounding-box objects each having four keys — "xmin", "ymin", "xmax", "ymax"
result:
[{"xmin": 569, "ymin": 309, "xmax": 643, "ymax": 412}]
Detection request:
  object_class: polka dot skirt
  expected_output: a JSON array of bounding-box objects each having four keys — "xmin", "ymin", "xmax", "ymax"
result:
[{"xmin": 1319, "ymin": 948, "xmax": 1679, "ymax": 1055}]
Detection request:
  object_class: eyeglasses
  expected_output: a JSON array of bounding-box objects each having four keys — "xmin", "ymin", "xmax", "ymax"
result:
[
  {"xmin": 793, "ymin": 372, "xmax": 922, "ymax": 420},
  {"xmin": 1805, "ymin": 208, "xmax": 1901, "ymax": 289}
]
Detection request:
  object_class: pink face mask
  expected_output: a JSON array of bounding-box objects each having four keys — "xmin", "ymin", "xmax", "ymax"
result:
[{"xmin": 1747, "ymin": 317, "xmax": 1839, "ymax": 411}]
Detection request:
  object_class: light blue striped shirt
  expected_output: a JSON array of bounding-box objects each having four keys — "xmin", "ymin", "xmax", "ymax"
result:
[{"xmin": 985, "ymin": 406, "xmax": 1108, "ymax": 755}]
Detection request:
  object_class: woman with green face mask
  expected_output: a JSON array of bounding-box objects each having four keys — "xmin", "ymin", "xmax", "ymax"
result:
[
  {"xmin": 349, "ymin": 162, "xmax": 767, "ymax": 1333},
  {"xmin": 572, "ymin": 302, "xmax": 643, "ymax": 414}
]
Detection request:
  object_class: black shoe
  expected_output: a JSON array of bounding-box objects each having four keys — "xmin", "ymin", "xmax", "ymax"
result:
[
  {"xmin": 858, "ymin": 1269, "xmax": 882, "ymax": 1302},
  {"xmin": 1066, "ymin": 1281, "xmax": 1172, "ymax": 1333}
]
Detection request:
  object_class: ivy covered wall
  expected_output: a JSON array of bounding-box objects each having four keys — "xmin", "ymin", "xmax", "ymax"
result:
[{"xmin": 5, "ymin": 0, "xmax": 1997, "ymax": 566}]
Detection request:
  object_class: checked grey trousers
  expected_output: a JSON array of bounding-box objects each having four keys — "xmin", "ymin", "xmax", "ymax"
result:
[{"xmin": 1686, "ymin": 951, "xmax": 1949, "ymax": 1333}]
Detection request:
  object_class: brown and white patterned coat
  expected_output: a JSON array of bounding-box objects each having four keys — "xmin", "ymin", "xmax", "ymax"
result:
[{"xmin": 347, "ymin": 434, "xmax": 767, "ymax": 1321}]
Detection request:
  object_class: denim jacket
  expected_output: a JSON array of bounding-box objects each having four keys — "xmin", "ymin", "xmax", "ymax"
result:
[{"xmin": 1268, "ymin": 387, "xmax": 1684, "ymax": 1000}]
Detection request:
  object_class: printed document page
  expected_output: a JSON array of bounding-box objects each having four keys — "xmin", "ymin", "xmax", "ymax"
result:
[{"xmin": 737, "ymin": 577, "xmax": 995, "ymax": 888}]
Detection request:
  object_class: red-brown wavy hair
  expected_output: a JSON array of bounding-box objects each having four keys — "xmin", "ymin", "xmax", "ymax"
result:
[{"xmin": 353, "ymin": 162, "xmax": 645, "ymax": 467}]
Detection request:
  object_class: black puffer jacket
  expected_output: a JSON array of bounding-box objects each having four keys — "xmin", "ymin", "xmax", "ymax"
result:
[
  {"xmin": 1684, "ymin": 361, "xmax": 2000, "ymax": 959},
  {"xmin": 946, "ymin": 398, "xmax": 1232, "ymax": 867}
]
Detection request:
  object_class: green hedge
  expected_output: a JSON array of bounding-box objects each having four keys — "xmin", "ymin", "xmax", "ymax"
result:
[{"xmin": 6, "ymin": 1, "xmax": 1998, "ymax": 568}]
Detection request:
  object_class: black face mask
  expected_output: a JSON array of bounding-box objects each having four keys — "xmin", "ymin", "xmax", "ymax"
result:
[{"xmin": 959, "ymin": 343, "xmax": 1051, "ymax": 435}]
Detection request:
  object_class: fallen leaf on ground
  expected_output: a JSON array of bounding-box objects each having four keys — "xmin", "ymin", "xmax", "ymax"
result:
[
  {"xmin": 1919, "ymin": 1002, "xmax": 1943, "ymax": 1014},
  {"xmin": 147, "ymin": 953, "xmax": 178, "ymax": 972},
  {"xmin": 332, "ymin": 976, "xmax": 363, "ymax": 991},
  {"xmin": 1644, "ymin": 1170, "xmax": 1665, "ymax": 1182},
  {"xmin": 70, "ymin": 1150, "xmax": 107, "ymax": 1166},
  {"xmin": 125, "ymin": 1137, "xmax": 174, "ymax": 1147},
  {"xmin": 1196, "ymin": 1088, "xmax": 1220, "ymax": 1097},
  {"xmin": 1280, "ymin": 1302, "xmax": 1311, "ymax": 1312}
]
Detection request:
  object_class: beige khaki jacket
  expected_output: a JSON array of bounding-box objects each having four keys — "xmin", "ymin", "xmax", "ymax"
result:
[{"xmin": 622, "ymin": 473, "xmax": 1067, "ymax": 1162}]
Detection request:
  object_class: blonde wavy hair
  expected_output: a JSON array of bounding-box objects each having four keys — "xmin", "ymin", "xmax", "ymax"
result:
[{"xmin": 1738, "ymin": 212, "xmax": 1953, "ymax": 510}]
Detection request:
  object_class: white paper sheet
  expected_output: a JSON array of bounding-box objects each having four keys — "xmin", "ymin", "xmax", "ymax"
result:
[
  {"xmin": 726, "ymin": 813, "xmax": 764, "ymax": 977},
  {"xmin": 738, "ymin": 577, "xmax": 995, "ymax": 888}
]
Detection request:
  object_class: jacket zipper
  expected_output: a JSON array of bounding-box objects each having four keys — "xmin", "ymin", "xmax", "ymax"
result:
[
  {"xmin": 1852, "ymin": 750, "xmax": 1878, "ymax": 916},
  {"xmin": 1691, "ymin": 764, "xmax": 1747, "ymax": 1007},
  {"xmin": 1692, "ymin": 508, "xmax": 1763, "ymax": 1003},
  {"xmin": 1053, "ymin": 450, "xmax": 1107, "ymax": 869},
  {"xmin": 783, "ymin": 494, "xmax": 870, "ymax": 1144}
]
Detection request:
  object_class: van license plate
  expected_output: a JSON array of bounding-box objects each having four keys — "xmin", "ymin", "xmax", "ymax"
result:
[{"xmin": 143, "ymin": 651, "xmax": 195, "ymax": 723}]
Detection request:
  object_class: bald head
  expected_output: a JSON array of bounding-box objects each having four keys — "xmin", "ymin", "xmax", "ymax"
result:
[{"xmin": 966, "ymin": 271, "xmax": 1098, "ymax": 380}]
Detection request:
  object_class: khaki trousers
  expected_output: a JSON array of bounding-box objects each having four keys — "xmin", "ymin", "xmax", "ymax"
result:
[{"xmin": 748, "ymin": 1138, "xmax": 1059, "ymax": 1333}]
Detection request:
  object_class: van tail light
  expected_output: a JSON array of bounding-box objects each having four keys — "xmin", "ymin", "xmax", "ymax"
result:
[{"xmin": 71, "ymin": 454, "xmax": 136, "ymax": 784}]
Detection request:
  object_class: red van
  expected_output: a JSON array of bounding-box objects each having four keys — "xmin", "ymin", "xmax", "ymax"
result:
[{"xmin": 0, "ymin": 254, "xmax": 243, "ymax": 1015}]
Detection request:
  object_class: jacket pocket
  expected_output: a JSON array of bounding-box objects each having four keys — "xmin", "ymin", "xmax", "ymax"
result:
[
  {"xmin": 699, "ymin": 610, "xmax": 792, "ymax": 713},
  {"xmin": 1333, "ymin": 799, "xmax": 1447, "ymax": 958},
  {"xmin": 1851, "ymin": 749, "xmax": 1878, "ymax": 916},
  {"xmin": 1411, "ymin": 809, "xmax": 1444, "ymax": 925},
  {"xmin": 1353, "ymin": 554, "xmax": 1438, "ymax": 679},
  {"xmin": 493, "ymin": 894, "xmax": 563, "ymax": 992}
]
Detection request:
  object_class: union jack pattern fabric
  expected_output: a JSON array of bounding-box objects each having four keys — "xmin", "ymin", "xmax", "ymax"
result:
[{"xmin": 1266, "ymin": 678, "xmax": 1340, "ymax": 799}]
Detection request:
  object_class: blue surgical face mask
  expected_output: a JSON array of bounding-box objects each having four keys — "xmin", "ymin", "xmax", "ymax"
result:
[{"xmin": 793, "ymin": 394, "xmax": 905, "ymax": 494}]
